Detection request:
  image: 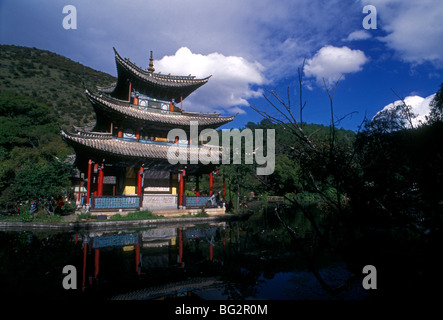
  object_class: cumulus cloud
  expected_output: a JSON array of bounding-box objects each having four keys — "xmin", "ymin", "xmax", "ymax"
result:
[
  {"xmin": 376, "ymin": 94, "xmax": 435, "ymax": 127},
  {"xmin": 362, "ymin": 0, "xmax": 443, "ymax": 66},
  {"xmin": 154, "ymin": 47, "xmax": 266, "ymax": 114},
  {"xmin": 304, "ymin": 46, "xmax": 369, "ymax": 85}
]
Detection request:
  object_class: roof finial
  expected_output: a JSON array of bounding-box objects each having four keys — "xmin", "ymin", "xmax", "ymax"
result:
[{"xmin": 148, "ymin": 50, "xmax": 155, "ymax": 73}]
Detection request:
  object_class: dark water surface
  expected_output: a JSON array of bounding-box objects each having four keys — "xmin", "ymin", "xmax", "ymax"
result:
[{"xmin": 0, "ymin": 216, "xmax": 368, "ymax": 301}]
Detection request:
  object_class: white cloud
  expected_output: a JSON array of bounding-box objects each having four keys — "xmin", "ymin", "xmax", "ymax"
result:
[
  {"xmin": 362, "ymin": 0, "xmax": 443, "ymax": 66},
  {"xmin": 343, "ymin": 30, "xmax": 372, "ymax": 41},
  {"xmin": 376, "ymin": 94, "xmax": 435, "ymax": 127},
  {"xmin": 304, "ymin": 46, "xmax": 369, "ymax": 85},
  {"xmin": 154, "ymin": 47, "xmax": 266, "ymax": 114}
]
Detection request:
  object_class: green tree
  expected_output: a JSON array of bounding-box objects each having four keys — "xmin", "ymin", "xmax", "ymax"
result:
[
  {"xmin": 428, "ymin": 83, "xmax": 443, "ymax": 123},
  {"xmin": 0, "ymin": 91, "xmax": 72, "ymax": 214}
]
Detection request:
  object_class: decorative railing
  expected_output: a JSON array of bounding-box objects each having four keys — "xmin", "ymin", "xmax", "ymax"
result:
[
  {"xmin": 92, "ymin": 233, "xmax": 139, "ymax": 249},
  {"xmin": 184, "ymin": 196, "xmax": 217, "ymax": 208},
  {"xmin": 183, "ymin": 227, "xmax": 218, "ymax": 240},
  {"xmin": 90, "ymin": 195, "xmax": 142, "ymax": 210}
]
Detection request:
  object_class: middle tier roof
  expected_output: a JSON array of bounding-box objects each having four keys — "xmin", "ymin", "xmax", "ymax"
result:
[{"xmin": 86, "ymin": 89, "xmax": 236, "ymax": 130}]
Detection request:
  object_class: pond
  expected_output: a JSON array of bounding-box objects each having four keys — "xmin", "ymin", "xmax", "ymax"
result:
[{"xmin": 0, "ymin": 212, "xmax": 369, "ymax": 301}]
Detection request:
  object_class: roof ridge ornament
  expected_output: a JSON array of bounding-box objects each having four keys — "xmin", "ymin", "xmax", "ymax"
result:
[{"xmin": 148, "ymin": 50, "xmax": 155, "ymax": 73}]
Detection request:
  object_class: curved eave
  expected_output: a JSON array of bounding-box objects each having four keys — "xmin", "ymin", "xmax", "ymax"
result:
[
  {"xmin": 60, "ymin": 129, "xmax": 223, "ymax": 164},
  {"xmin": 112, "ymin": 48, "xmax": 210, "ymax": 101},
  {"xmin": 86, "ymin": 89, "xmax": 236, "ymax": 129}
]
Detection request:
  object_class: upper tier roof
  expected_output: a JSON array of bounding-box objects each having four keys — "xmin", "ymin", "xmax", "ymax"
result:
[{"xmin": 109, "ymin": 48, "xmax": 211, "ymax": 102}]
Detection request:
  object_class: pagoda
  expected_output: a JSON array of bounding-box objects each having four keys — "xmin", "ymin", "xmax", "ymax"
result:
[{"xmin": 61, "ymin": 48, "xmax": 235, "ymax": 212}]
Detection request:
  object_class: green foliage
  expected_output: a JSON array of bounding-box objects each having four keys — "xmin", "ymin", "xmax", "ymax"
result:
[
  {"xmin": 0, "ymin": 45, "xmax": 116, "ymax": 128},
  {"xmin": 428, "ymin": 82, "xmax": 443, "ymax": 123},
  {"xmin": 108, "ymin": 210, "xmax": 161, "ymax": 221},
  {"xmin": 0, "ymin": 91, "xmax": 73, "ymax": 213},
  {"xmin": 354, "ymin": 120, "xmax": 443, "ymax": 225},
  {"xmin": 19, "ymin": 203, "xmax": 33, "ymax": 222}
]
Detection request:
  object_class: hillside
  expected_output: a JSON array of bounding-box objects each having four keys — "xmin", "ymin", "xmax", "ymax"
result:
[{"xmin": 0, "ymin": 45, "xmax": 116, "ymax": 128}]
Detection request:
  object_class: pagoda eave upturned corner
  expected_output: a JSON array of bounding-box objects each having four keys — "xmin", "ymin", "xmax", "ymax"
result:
[{"xmin": 109, "ymin": 47, "xmax": 211, "ymax": 102}]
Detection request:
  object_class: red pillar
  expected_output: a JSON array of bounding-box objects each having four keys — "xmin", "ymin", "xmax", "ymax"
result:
[
  {"xmin": 86, "ymin": 160, "xmax": 92, "ymax": 206},
  {"xmin": 128, "ymin": 82, "xmax": 132, "ymax": 102},
  {"xmin": 135, "ymin": 244, "xmax": 141, "ymax": 275},
  {"xmin": 98, "ymin": 165, "xmax": 104, "ymax": 197},
  {"xmin": 77, "ymin": 182, "xmax": 82, "ymax": 203},
  {"xmin": 94, "ymin": 248, "xmax": 100, "ymax": 278},
  {"xmin": 209, "ymin": 171, "xmax": 213, "ymax": 196},
  {"xmin": 137, "ymin": 166, "xmax": 143, "ymax": 196},
  {"xmin": 93, "ymin": 164, "xmax": 98, "ymax": 196},
  {"xmin": 209, "ymin": 243, "xmax": 213, "ymax": 261},
  {"xmin": 179, "ymin": 170, "xmax": 184, "ymax": 207}
]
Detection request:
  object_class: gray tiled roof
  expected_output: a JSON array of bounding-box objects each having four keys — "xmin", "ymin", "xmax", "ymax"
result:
[
  {"xmin": 61, "ymin": 129, "xmax": 223, "ymax": 162},
  {"xmin": 86, "ymin": 89, "xmax": 236, "ymax": 128},
  {"xmin": 114, "ymin": 48, "xmax": 211, "ymax": 88}
]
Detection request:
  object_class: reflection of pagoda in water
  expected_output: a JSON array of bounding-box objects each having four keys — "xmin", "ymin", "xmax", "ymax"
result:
[
  {"xmin": 61, "ymin": 48, "xmax": 234, "ymax": 213},
  {"xmin": 77, "ymin": 223, "xmax": 226, "ymax": 298}
]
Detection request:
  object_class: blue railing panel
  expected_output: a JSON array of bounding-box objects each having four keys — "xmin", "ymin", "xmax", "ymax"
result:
[
  {"xmin": 94, "ymin": 196, "xmax": 140, "ymax": 209},
  {"xmin": 92, "ymin": 233, "xmax": 139, "ymax": 249},
  {"xmin": 184, "ymin": 196, "xmax": 213, "ymax": 207}
]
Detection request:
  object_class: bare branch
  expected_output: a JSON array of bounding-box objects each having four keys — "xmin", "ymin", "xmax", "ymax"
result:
[{"xmin": 390, "ymin": 88, "xmax": 415, "ymax": 129}]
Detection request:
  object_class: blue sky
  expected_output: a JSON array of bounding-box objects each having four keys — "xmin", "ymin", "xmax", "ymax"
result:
[{"xmin": 1, "ymin": 0, "xmax": 442, "ymax": 131}]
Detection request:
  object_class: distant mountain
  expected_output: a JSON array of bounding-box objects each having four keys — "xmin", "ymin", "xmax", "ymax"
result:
[{"xmin": 0, "ymin": 45, "xmax": 116, "ymax": 128}]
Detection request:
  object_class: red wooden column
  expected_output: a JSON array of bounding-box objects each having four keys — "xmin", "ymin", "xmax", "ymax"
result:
[
  {"xmin": 135, "ymin": 244, "xmax": 141, "ymax": 275},
  {"xmin": 93, "ymin": 164, "xmax": 99, "ymax": 196},
  {"xmin": 209, "ymin": 171, "xmax": 213, "ymax": 196},
  {"xmin": 179, "ymin": 170, "xmax": 184, "ymax": 207},
  {"xmin": 137, "ymin": 166, "xmax": 144, "ymax": 196},
  {"xmin": 97, "ymin": 165, "xmax": 104, "ymax": 197},
  {"xmin": 86, "ymin": 160, "xmax": 92, "ymax": 206},
  {"xmin": 77, "ymin": 182, "xmax": 82, "ymax": 204},
  {"xmin": 94, "ymin": 248, "xmax": 100, "ymax": 278},
  {"xmin": 128, "ymin": 82, "xmax": 132, "ymax": 102}
]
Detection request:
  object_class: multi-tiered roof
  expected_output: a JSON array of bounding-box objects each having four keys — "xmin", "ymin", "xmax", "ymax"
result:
[{"xmin": 61, "ymin": 48, "xmax": 235, "ymax": 169}]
